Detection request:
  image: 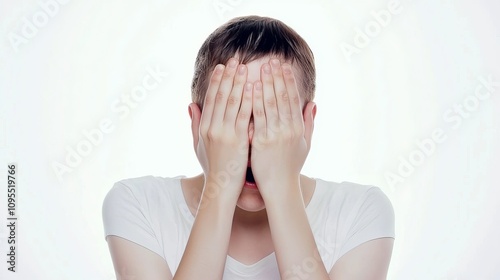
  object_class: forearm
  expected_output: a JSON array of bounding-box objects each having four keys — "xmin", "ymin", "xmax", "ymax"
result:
[
  {"xmin": 173, "ymin": 181, "xmax": 236, "ymax": 280},
  {"xmin": 175, "ymin": 57, "xmax": 251, "ymax": 279},
  {"xmin": 264, "ymin": 181, "xmax": 330, "ymax": 280}
]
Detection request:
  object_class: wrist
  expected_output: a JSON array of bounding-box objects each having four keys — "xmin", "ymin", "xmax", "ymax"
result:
[
  {"xmin": 201, "ymin": 177, "xmax": 241, "ymax": 206},
  {"xmin": 259, "ymin": 178, "xmax": 303, "ymax": 206}
]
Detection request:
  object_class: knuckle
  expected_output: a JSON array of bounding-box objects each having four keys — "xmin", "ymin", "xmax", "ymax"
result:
[
  {"xmin": 265, "ymin": 97, "xmax": 277, "ymax": 107},
  {"xmin": 243, "ymin": 91, "xmax": 252, "ymax": 101},
  {"xmin": 254, "ymin": 108, "xmax": 265, "ymax": 117},
  {"xmin": 294, "ymin": 125, "xmax": 304, "ymax": 136},
  {"xmin": 227, "ymin": 95, "xmax": 239, "ymax": 105},
  {"xmin": 273, "ymin": 66, "xmax": 282, "ymax": 75},
  {"xmin": 292, "ymin": 95, "xmax": 300, "ymax": 105},
  {"xmin": 200, "ymin": 126, "xmax": 209, "ymax": 137},
  {"xmin": 254, "ymin": 131, "xmax": 266, "ymax": 143},
  {"xmin": 264, "ymin": 74, "xmax": 274, "ymax": 83},
  {"xmin": 204, "ymin": 95, "xmax": 213, "ymax": 106},
  {"xmin": 222, "ymin": 70, "xmax": 233, "ymax": 79},
  {"xmin": 253, "ymin": 90, "xmax": 262, "ymax": 99},
  {"xmin": 234, "ymin": 73, "xmax": 246, "ymax": 83},
  {"xmin": 270, "ymin": 120, "xmax": 280, "ymax": 131},
  {"xmin": 210, "ymin": 73, "xmax": 222, "ymax": 83},
  {"xmin": 279, "ymin": 91, "xmax": 289, "ymax": 101},
  {"xmin": 206, "ymin": 128, "xmax": 220, "ymax": 141},
  {"xmin": 285, "ymin": 75, "xmax": 295, "ymax": 83},
  {"xmin": 215, "ymin": 91, "xmax": 225, "ymax": 102},
  {"xmin": 206, "ymin": 131, "xmax": 214, "ymax": 141},
  {"xmin": 266, "ymin": 130, "xmax": 277, "ymax": 142},
  {"xmin": 238, "ymin": 111, "xmax": 249, "ymax": 120}
]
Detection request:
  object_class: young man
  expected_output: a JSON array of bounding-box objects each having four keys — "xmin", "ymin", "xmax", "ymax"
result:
[{"xmin": 103, "ymin": 16, "xmax": 395, "ymax": 279}]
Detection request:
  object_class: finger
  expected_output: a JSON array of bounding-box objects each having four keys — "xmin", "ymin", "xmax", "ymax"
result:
[
  {"xmin": 211, "ymin": 58, "xmax": 239, "ymax": 125},
  {"xmin": 200, "ymin": 64, "xmax": 225, "ymax": 133},
  {"xmin": 270, "ymin": 59, "xmax": 291, "ymax": 123},
  {"xmin": 261, "ymin": 63, "xmax": 279, "ymax": 131},
  {"xmin": 236, "ymin": 82, "xmax": 253, "ymax": 138},
  {"xmin": 224, "ymin": 64, "xmax": 247, "ymax": 124},
  {"xmin": 282, "ymin": 63, "xmax": 303, "ymax": 132},
  {"xmin": 252, "ymin": 81, "xmax": 266, "ymax": 141}
]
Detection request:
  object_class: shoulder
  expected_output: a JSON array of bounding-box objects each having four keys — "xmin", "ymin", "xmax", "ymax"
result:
[
  {"xmin": 310, "ymin": 179, "xmax": 395, "ymax": 270},
  {"xmin": 107, "ymin": 175, "xmax": 181, "ymax": 196},
  {"xmin": 314, "ymin": 179, "xmax": 392, "ymax": 208},
  {"xmin": 102, "ymin": 175, "xmax": 187, "ymax": 239},
  {"xmin": 114, "ymin": 175, "xmax": 177, "ymax": 191},
  {"xmin": 312, "ymin": 178, "xmax": 394, "ymax": 235},
  {"xmin": 101, "ymin": 176, "xmax": 185, "ymax": 263},
  {"xmin": 102, "ymin": 175, "xmax": 184, "ymax": 213}
]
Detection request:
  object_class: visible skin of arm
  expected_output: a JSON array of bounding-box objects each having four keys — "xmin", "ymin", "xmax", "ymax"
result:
[
  {"xmin": 174, "ymin": 58, "xmax": 253, "ymax": 279},
  {"xmin": 107, "ymin": 57, "xmax": 254, "ymax": 280},
  {"xmin": 250, "ymin": 59, "xmax": 394, "ymax": 279},
  {"xmin": 107, "ymin": 235, "xmax": 173, "ymax": 280},
  {"xmin": 107, "ymin": 230, "xmax": 394, "ymax": 280},
  {"xmin": 106, "ymin": 57, "xmax": 394, "ymax": 280},
  {"xmin": 250, "ymin": 59, "xmax": 330, "ymax": 279},
  {"xmin": 329, "ymin": 238, "xmax": 394, "ymax": 279}
]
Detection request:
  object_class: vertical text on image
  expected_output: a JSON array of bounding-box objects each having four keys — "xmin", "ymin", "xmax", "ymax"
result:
[{"xmin": 6, "ymin": 164, "xmax": 18, "ymax": 272}]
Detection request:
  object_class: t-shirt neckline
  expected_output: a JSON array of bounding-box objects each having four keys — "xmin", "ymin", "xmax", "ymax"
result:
[
  {"xmin": 173, "ymin": 176, "xmax": 322, "ymax": 269},
  {"xmin": 174, "ymin": 176, "xmax": 321, "ymax": 221},
  {"xmin": 225, "ymin": 251, "xmax": 276, "ymax": 273}
]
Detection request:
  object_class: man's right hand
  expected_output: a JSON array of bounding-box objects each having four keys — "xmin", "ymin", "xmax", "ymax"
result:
[{"xmin": 193, "ymin": 58, "xmax": 253, "ymax": 204}]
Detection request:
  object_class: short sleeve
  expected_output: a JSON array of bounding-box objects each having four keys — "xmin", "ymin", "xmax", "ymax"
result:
[
  {"xmin": 102, "ymin": 181, "xmax": 164, "ymax": 258},
  {"xmin": 337, "ymin": 187, "xmax": 395, "ymax": 258}
]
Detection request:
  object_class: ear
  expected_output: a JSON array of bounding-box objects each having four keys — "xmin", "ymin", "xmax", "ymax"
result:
[
  {"xmin": 188, "ymin": 103, "xmax": 202, "ymax": 150},
  {"xmin": 303, "ymin": 101, "xmax": 316, "ymax": 148}
]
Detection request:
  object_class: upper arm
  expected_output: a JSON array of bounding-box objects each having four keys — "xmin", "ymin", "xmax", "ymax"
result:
[
  {"xmin": 107, "ymin": 235, "xmax": 173, "ymax": 280},
  {"xmin": 329, "ymin": 237, "xmax": 394, "ymax": 280},
  {"xmin": 102, "ymin": 181, "xmax": 174, "ymax": 279},
  {"xmin": 327, "ymin": 186, "xmax": 395, "ymax": 279}
]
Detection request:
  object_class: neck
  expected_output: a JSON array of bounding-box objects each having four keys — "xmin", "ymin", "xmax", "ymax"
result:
[
  {"xmin": 190, "ymin": 173, "xmax": 269, "ymax": 228},
  {"xmin": 233, "ymin": 206, "xmax": 269, "ymax": 229}
]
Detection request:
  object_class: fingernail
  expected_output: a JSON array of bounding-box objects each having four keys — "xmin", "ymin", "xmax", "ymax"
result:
[
  {"xmin": 246, "ymin": 82, "xmax": 253, "ymax": 91},
  {"xmin": 263, "ymin": 64, "xmax": 271, "ymax": 74},
  {"xmin": 228, "ymin": 58, "xmax": 238, "ymax": 68},
  {"xmin": 271, "ymin": 59, "xmax": 280, "ymax": 66},
  {"xmin": 238, "ymin": 65, "xmax": 246, "ymax": 75},
  {"xmin": 282, "ymin": 64, "xmax": 292, "ymax": 74},
  {"xmin": 215, "ymin": 64, "xmax": 224, "ymax": 73}
]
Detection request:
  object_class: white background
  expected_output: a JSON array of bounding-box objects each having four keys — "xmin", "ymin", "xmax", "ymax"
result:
[{"xmin": 1, "ymin": 0, "xmax": 499, "ymax": 279}]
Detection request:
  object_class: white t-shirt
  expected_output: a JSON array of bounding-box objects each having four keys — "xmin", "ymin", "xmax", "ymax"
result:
[{"xmin": 102, "ymin": 176, "xmax": 395, "ymax": 279}]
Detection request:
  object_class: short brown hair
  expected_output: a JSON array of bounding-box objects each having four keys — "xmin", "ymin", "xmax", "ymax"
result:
[{"xmin": 191, "ymin": 15, "xmax": 315, "ymax": 110}]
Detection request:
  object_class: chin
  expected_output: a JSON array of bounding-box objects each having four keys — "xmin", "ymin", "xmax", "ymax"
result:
[{"xmin": 236, "ymin": 187, "xmax": 266, "ymax": 212}]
